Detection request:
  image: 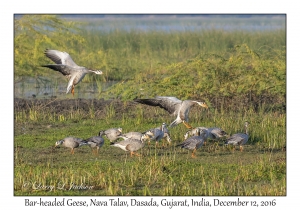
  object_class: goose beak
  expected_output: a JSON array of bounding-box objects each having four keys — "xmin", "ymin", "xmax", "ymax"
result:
[
  {"xmin": 201, "ymin": 103, "xmax": 209, "ymax": 109},
  {"xmin": 196, "ymin": 102, "xmax": 208, "ymax": 109}
]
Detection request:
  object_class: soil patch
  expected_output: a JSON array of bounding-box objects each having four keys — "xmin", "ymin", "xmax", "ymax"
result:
[
  {"xmin": 14, "ymin": 98, "xmax": 159, "ymax": 118},
  {"xmin": 14, "ymin": 98, "xmax": 140, "ymax": 119}
]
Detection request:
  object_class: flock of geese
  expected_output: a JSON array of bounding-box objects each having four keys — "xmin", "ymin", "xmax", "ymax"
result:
[
  {"xmin": 55, "ymin": 121, "xmax": 250, "ymax": 158},
  {"xmin": 43, "ymin": 49, "xmax": 250, "ymax": 158}
]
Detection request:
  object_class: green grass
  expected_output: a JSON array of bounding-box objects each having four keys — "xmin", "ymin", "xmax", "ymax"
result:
[{"xmin": 14, "ymin": 103, "xmax": 286, "ymax": 196}]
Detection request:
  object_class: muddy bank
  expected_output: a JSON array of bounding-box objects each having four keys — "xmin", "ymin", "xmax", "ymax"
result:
[
  {"xmin": 14, "ymin": 98, "xmax": 161, "ymax": 120},
  {"xmin": 14, "ymin": 98, "xmax": 137, "ymax": 118},
  {"xmin": 14, "ymin": 96, "xmax": 286, "ymax": 119}
]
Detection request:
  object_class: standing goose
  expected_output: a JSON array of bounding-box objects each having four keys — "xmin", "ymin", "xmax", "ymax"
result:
[
  {"xmin": 184, "ymin": 127, "xmax": 207, "ymax": 140},
  {"xmin": 134, "ymin": 96, "xmax": 208, "ymax": 129},
  {"xmin": 156, "ymin": 123, "xmax": 172, "ymax": 146},
  {"xmin": 176, "ymin": 128, "xmax": 208, "ymax": 158},
  {"xmin": 225, "ymin": 122, "xmax": 250, "ymax": 151},
  {"xmin": 42, "ymin": 49, "xmax": 103, "ymax": 96},
  {"xmin": 55, "ymin": 137, "xmax": 88, "ymax": 154},
  {"xmin": 145, "ymin": 122, "xmax": 168, "ymax": 147},
  {"xmin": 99, "ymin": 127, "xmax": 122, "ymax": 142},
  {"xmin": 110, "ymin": 134, "xmax": 151, "ymax": 157},
  {"xmin": 184, "ymin": 127, "xmax": 227, "ymax": 140},
  {"xmin": 85, "ymin": 133, "xmax": 105, "ymax": 155}
]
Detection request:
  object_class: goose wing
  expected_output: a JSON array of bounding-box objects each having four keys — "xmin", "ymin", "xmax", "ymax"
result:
[
  {"xmin": 66, "ymin": 137, "xmax": 87, "ymax": 147},
  {"xmin": 134, "ymin": 96, "xmax": 182, "ymax": 115},
  {"xmin": 86, "ymin": 136, "xmax": 104, "ymax": 144},
  {"xmin": 121, "ymin": 132, "xmax": 143, "ymax": 140},
  {"xmin": 145, "ymin": 128, "xmax": 164, "ymax": 141},
  {"xmin": 104, "ymin": 128, "xmax": 122, "ymax": 141},
  {"xmin": 209, "ymin": 127, "xmax": 227, "ymax": 138},
  {"xmin": 66, "ymin": 137, "xmax": 83, "ymax": 143},
  {"xmin": 176, "ymin": 136, "xmax": 197, "ymax": 148},
  {"xmin": 41, "ymin": 64, "xmax": 73, "ymax": 76},
  {"xmin": 226, "ymin": 133, "xmax": 248, "ymax": 145},
  {"xmin": 125, "ymin": 139, "xmax": 143, "ymax": 151},
  {"xmin": 44, "ymin": 49, "xmax": 79, "ymax": 67}
]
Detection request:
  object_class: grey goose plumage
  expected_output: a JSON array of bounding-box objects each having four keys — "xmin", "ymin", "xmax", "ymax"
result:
[
  {"xmin": 145, "ymin": 122, "xmax": 168, "ymax": 147},
  {"xmin": 184, "ymin": 127, "xmax": 227, "ymax": 140},
  {"xmin": 119, "ymin": 132, "xmax": 143, "ymax": 140},
  {"xmin": 55, "ymin": 136, "xmax": 88, "ymax": 154},
  {"xmin": 85, "ymin": 133, "xmax": 105, "ymax": 155},
  {"xmin": 225, "ymin": 122, "xmax": 250, "ymax": 151},
  {"xmin": 176, "ymin": 128, "xmax": 208, "ymax": 158},
  {"xmin": 99, "ymin": 127, "xmax": 122, "ymax": 142},
  {"xmin": 42, "ymin": 49, "xmax": 103, "ymax": 96},
  {"xmin": 134, "ymin": 96, "xmax": 208, "ymax": 129},
  {"xmin": 110, "ymin": 134, "xmax": 151, "ymax": 157}
]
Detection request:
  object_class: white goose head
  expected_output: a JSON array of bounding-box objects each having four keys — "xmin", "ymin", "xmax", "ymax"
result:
[{"xmin": 194, "ymin": 101, "xmax": 208, "ymax": 109}]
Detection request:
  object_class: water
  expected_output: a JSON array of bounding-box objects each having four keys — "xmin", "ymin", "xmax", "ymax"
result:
[
  {"xmin": 78, "ymin": 15, "xmax": 285, "ymax": 32},
  {"xmin": 91, "ymin": 22, "xmax": 285, "ymax": 33},
  {"xmin": 14, "ymin": 76, "xmax": 117, "ymax": 99}
]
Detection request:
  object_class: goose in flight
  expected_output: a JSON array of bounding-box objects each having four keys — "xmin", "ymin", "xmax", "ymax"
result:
[
  {"xmin": 225, "ymin": 122, "xmax": 250, "ymax": 151},
  {"xmin": 55, "ymin": 136, "xmax": 88, "ymax": 154},
  {"xmin": 134, "ymin": 96, "xmax": 208, "ymax": 129},
  {"xmin": 42, "ymin": 49, "xmax": 103, "ymax": 96}
]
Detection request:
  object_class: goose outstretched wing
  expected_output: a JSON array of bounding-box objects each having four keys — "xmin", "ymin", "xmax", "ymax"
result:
[
  {"xmin": 226, "ymin": 133, "xmax": 248, "ymax": 145},
  {"xmin": 134, "ymin": 96, "xmax": 182, "ymax": 115},
  {"xmin": 41, "ymin": 64, "xmax": 73, "ymax": 76},
  {"xmin": 44, "ymin": 49, "xmax": 79, "ymax": 67}
]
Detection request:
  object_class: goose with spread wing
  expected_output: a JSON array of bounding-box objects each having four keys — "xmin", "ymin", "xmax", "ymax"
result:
[
  {"xmin": 134, "ymin": 96, "xmax": 208, "ymax": 129},
  {"xmin": 42, "ymin": 49, "xmax": 103, "ymax": 96}
]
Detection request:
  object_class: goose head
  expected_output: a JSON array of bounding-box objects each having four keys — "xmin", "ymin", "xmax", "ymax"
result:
[{"xmin": 194, "ymin": 101, "xmax": 208, "ymax": 109}]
